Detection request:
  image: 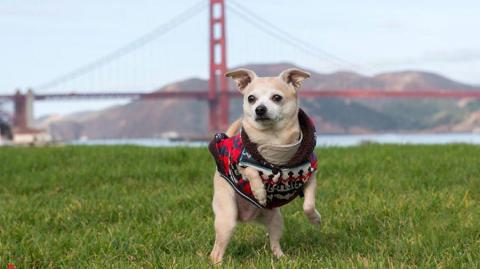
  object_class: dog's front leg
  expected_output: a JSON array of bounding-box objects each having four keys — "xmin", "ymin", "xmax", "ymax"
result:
[
  {"xmin": 241, "ymin": 167, "xmax": 267, "ymax": 206},
  {"xmin": 302, "ymin": 174, "xmax": 321, "ymax": 225}
]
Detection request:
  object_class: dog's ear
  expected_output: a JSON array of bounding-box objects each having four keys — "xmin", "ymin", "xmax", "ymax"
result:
[
  {"xmin": 225, "ymin": 69, "xmax": 257, "ymax": 92},
  {"xmin": 279, "ymin": 68, "xmax": 311, "ymax": 89}
]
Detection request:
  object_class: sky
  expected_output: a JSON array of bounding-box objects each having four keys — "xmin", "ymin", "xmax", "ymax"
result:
[{"xmin": 1, "ymin": 0, "xmax": 479, "ymax": 117}]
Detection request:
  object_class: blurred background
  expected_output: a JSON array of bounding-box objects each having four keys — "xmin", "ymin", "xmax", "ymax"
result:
[{"xmin": 1, "ymin": 0, "xmax": 479, "ymax": 145}]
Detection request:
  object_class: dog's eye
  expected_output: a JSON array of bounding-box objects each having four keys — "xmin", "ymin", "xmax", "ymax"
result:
[
  {"xmin": 247, "ymin": 95, "xmax": 256, "ymax": 103},
  {"xmin": 271, "ymin": 94, "xmax": 283, "ymax": 102}
]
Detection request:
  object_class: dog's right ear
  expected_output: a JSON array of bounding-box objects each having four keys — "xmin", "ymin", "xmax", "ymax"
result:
[
  {"xmin": 225, "ymin": 69, "xmax": 257, "ymax": 92},
  {"xmin": 279, "ymin": 68, "xmax": 311, "ymax": 89}
]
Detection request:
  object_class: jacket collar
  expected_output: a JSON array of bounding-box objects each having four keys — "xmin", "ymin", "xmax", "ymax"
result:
[{"xmin": 241, "ymin": 109, "xmax": 316, "ymax": 168}]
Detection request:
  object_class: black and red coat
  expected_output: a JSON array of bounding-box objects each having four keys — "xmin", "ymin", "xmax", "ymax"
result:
[{"xmin": 209, "ymin": 109, "xmax": 317, "ymax": 209}]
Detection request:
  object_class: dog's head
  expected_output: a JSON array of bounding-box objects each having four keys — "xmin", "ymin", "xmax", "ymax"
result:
[{"xmin": 226, "ymin": 68, "xmax": 310, "ymax": 130}]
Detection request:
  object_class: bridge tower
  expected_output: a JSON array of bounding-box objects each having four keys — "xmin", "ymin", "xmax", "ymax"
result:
[
  {"xmin": 13, "ymin": 90, "xmax": 26, "ymax": 130},
  {"xmin": 13, "ymin": 89, "xmax": 34, "ymax": 130},
  {"xmin": 208, "ymin": 0, "xmax": 229, "ymax": 133}
]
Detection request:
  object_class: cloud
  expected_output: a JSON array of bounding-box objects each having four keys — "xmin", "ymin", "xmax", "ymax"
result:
[
  {"xmin": 370, "ymin": 49, "xmax": 480, "ymax": 68},
  {"xmin": 0, "ymin": 4, "xmax": 62, "ymax": 18},
  {"xmin": 422, "ymin": 49, "xmax": 480, "ymax": 63},
  {"xmin": 381, "ymin": 19, "xmax": 404, "ymax": 30}
]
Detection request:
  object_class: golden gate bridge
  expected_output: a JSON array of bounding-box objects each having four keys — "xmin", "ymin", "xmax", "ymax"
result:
[{"xmin": 1, "ymin": 0, "xmax": 480, "ymax": 135}]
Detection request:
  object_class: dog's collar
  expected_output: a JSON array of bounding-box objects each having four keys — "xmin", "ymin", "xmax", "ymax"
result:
[{"xmin": 240, "ymin": 109, "xmax": 316, "ymax": 169}]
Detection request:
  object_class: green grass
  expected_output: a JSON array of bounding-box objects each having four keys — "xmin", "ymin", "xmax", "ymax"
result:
[{"xmin": 0, "ymin": 145, "xmax": 479, "ymax": 268}]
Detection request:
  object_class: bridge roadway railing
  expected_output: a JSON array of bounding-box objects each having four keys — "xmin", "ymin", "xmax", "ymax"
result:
[
  {"xmin": 3, "ymin": 88, "xmax": 480, "ymax": 101},
  {"xmin": 2, "ymin": 88, "xmax": 480, "ymax": 131}
]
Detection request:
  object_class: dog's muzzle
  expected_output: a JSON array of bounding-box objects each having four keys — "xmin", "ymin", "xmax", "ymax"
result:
[{"xmin": 255, "ymin": 105, "xmax": 270, "ymax": 121}]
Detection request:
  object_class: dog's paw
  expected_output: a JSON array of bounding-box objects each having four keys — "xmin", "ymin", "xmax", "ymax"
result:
[
  {"xmin": 272, "ymin": 247, "xmax": 285, "ymax": 259},
  {"xmin": 305, "ymin": 209, "xmax": 322, "ymax": 226},
  {"xmin": 252, "ymin": 187, "xmax": 267, "ymax": 206},
  {"xmin": 271, "ymin": 244, "xmax": 285, "ymax": 259},
  {"xmin": 210, "ymin": 251, "xmax": 222, "ymax": 265}
]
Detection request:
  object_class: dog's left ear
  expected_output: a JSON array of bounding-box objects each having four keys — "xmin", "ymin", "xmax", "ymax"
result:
[{"xmin": 279, "ymin": 68, "xmax": 311, "ymax": 89}]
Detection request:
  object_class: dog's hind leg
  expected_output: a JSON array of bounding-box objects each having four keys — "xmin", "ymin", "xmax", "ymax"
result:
[
  {"xmin": 210, "ymin": 172, "xmax": 238, "ymax": 265},
  {"xmin": 303, "ymin": 175, "xmax": 321, "ymax": 225},
  {"xmin": 261, "ymin": 208, "xmax": 285, "ymax": 258}
]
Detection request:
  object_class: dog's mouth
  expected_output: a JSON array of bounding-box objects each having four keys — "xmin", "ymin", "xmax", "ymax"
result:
[{"xmin": 255, "ymin": 116, "xmax": 272, "ymax": 122}]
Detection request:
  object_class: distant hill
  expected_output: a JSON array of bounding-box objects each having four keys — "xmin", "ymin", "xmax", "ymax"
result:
[{"xmin": 41, "ymin": 63, "xmax": 480, "ymax": 140}]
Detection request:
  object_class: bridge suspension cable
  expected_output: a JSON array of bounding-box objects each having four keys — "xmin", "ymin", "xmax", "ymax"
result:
[
  {"xmin": 35, "ymin": 0, "xmax": 207, "ymax": 91},
  {"xmin": 227, "ymin": 0, "xmax": 363, "ymax": 71}
]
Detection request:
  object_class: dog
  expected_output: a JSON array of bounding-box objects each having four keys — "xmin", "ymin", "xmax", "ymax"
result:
[{"xmin": 208, "ymin": 68, "xmax": 321, "ymax": 264}]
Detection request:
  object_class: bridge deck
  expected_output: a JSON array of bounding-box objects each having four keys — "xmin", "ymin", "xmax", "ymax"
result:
[{"xmin": 2, "ymin": 89, "xmax": 480, "ymax": 101}]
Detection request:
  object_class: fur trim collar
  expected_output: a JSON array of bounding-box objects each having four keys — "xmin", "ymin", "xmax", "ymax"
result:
[{"xmin": 240, "ymin": 109, "xmax": 316, "ymax": 169}]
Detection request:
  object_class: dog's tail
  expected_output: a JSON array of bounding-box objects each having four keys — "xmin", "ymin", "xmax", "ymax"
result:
[{"xmin": 226, "ymin": 118, "xmax": 242, "ymax": 137}]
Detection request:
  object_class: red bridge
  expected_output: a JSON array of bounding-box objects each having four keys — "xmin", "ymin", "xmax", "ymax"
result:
[{"xmin": 1, "ymin": 0, "xmax": 480, "ymax": 133}]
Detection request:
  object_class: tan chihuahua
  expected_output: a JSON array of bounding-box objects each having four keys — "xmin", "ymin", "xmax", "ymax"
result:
[{"xmin": 208, "ymin": 68, "xmax": 321, "ymax": 264}]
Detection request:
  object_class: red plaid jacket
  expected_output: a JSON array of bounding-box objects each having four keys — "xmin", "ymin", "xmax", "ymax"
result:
[{"xmin": 209, "ymin": 132, "xmax": 317, "ymax": 208}]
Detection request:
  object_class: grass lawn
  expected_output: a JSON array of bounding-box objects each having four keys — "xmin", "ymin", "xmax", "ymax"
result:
[{"xmin": 0, "ymin": 145, "xmax": 479, "ymax": 268}]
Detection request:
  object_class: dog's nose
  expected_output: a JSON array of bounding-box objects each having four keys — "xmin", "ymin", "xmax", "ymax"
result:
[{"xmin": 255, "ymin": 105, "xmax": 267, "ymax": 116}]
